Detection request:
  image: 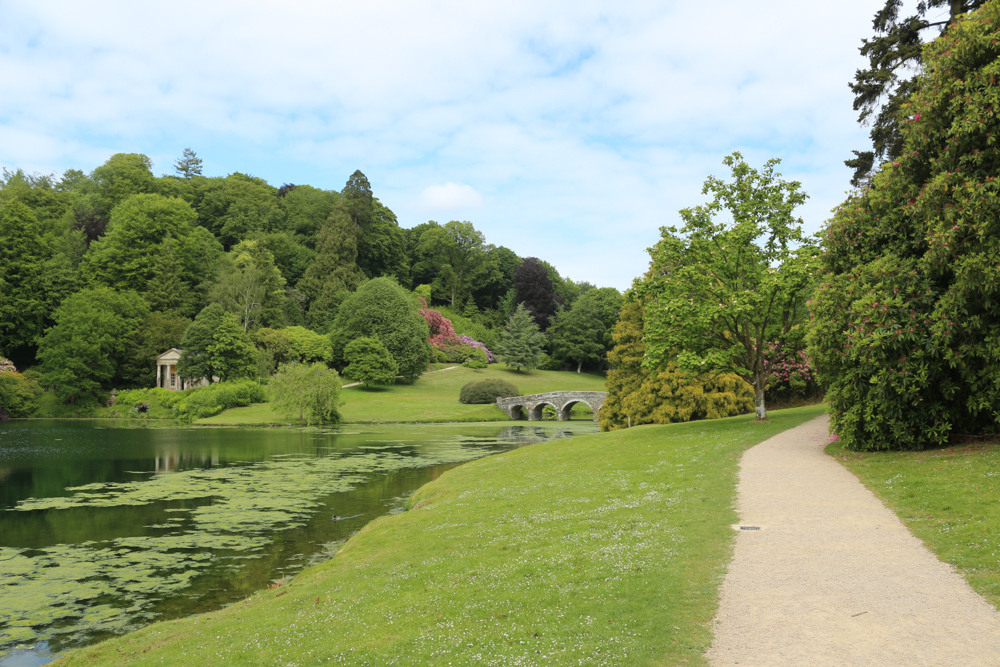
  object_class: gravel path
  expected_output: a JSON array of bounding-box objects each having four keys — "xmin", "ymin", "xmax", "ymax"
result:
[{"xmin": 706, "ymin": 414, "xmax": 1000, "ymax": 666}]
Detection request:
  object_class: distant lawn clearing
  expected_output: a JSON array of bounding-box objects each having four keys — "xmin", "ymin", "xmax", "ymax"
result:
[
  {"xmin": 58, "ymin": 404, "xmax": 827, "ymax": 666},
  {"xmin": 197, "ymin": 364, "xmax": 605, "ymax": 425},
  {"xmin": 830, "ymin": 438, "xmax": 1000, "ymax": 611}
]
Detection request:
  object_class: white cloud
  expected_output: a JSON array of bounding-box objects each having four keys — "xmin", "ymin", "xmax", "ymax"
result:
[
  {"xmin": 0, "ymin": 0, "xmax": 883, "ymax": 289},
  {"xmin": 417, "ymin": 183, "xmax": 484, "ymax": 212}
]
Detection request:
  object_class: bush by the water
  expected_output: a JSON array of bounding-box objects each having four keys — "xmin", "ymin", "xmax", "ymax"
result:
[
  {"xmin": 106, "ymin": 380, "xmax": 266, "ymax": 420},
  {"xmin": 0, "ymin": 360, "xmax": 39, "ymax": 419},
  {"xmin": 459, "ymin": 379, "xmax": 520, "ymax": 404}
]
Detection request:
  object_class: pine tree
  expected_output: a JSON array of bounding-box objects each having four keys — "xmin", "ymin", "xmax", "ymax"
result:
[
  {"xmin": 174, "ymin": 148, "xmax": 203, "ymax": 180},
  {"xmin": 0, "ymin": 200, "xmax": 48, "ymax": 358},
  {"xmin": 495, "ymin": 304, "xmax": 546, "ymax": 372}
]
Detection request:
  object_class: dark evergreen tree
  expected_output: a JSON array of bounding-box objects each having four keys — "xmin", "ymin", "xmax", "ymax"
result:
[
  {"xmin": 145, "ymin": 236, "xmax": 190, "ymax": 316},
  {"xmin": 513, "ymin": 257, "xmax": 559, "ymax": 330},
  {"xmin": 847, "ymin": 0, "xmax": 984, "ymax": 187},
  {"xmin": 342, "ymin": 169, "xmax": 374, "ymax": 234}
]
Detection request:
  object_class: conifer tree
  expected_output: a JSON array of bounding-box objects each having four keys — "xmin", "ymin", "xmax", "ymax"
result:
[
  {"xmin": 145, "ymin": 236, "xmax": 190, "ymax": 316},
  {"xmin": 0, "ymin": 200, "xmax": 47, "ymax": 358},
  {"xmin": 297, "ymin": 201, "xmax": 364, "ymax": 322},
  {"xmin": 495, "ymin": 304, "xmax": 546, "ymax": 372},
  {"xmin": 174, "ymin": 148, "xmax": 203, "ymax": 180}
]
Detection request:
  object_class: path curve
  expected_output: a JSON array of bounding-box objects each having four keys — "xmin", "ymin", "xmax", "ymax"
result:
[{"xmin": 707, "ymin": 414, "xmax": 1000, "ymax": 666}]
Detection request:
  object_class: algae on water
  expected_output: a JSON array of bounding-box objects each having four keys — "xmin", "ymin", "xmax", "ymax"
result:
[{"xmin": 1, "ymin": 440, "xmax": 496, "ymax": 656}]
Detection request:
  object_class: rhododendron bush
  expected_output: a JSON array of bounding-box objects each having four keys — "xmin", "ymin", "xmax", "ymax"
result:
[
  {"xmin": 808, "ymin": 6, "xmax": 1000, "ymax": 450},
  {"xmin": 763, "ymin": 342, "xmax": 820, "ymax": 403},
  {"xmin": 418, "ymin": 304, "xmax": 494, "ymax": 363}
]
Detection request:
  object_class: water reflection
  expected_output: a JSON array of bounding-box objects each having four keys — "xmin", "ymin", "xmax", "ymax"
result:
[{"xmin": 0, "ymin": 419, "xmax": 596, "ymax": 664}]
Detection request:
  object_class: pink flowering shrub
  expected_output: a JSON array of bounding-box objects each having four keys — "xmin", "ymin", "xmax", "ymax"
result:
[
  {"xmin": 763, "ymin": 342, "xmax": 820, "ymax": 402},
  {"xmin": 0, "ymin": 357, "xmax": 16, "ymax": 374},
  {"xmin": 418, "ymin": 304, "xmax": 494, "ymax": 363}
]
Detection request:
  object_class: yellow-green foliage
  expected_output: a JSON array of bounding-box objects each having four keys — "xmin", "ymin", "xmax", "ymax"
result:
[{"xmin": 600, "ymin": 300, "xmax": 753, "ymax": 431}]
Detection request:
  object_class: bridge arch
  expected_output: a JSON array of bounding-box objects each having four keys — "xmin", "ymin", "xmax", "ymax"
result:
[{"xmin": 496, "ymin": 391, "xmax": 607, "ymax": 422}]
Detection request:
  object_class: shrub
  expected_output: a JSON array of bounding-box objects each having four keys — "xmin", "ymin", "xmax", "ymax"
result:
[
  {"xmin": 178, "ymin": 379, "xmax": 266, "ymax": 419},
  {"xmin": 459, "ymin": 379, "xmax": 520, "ymax": 405},
  {"xmin": 104, "ymin": 387, "xmax": 185, "ymax": 419},
  {"xmin": 808, "ymin": 6, "xmax": 1000, "ymax": 450},
  {"xmin": 0, "ymin": 370, "xmax": 39, "ymax": 419},
  {"xmin": 269, "ymin": 363, "xmax": 342, "ymax": 424},
  {"xmin": 343, "ymin": 337, "xmax": 398, "ymax": 387}
]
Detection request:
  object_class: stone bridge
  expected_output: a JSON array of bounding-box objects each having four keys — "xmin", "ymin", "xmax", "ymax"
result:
[{"xmin": 496, "ymin": 391, "xmax": 607, "ymax": 422}]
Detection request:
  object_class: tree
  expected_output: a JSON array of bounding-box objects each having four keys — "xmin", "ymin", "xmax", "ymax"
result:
[
  {"xmin": 278, "ymin": 184, "xmax": 338, "ymax": 243},
  {"xmin": 210, "ymin": 240, "xmax": 287, "ymax": 331},
  {"xmin": 194, "ymin": 173, "xmax": 283, "ymax": 249},
  {"xmin": 548, "ymin": 298, "xmax": 606, "ymax": 373},
  {"xmin": 177, "ymin": 304, "xmax": 253, "ymax": 383},
  {"xmin": 206, "ymin": 313, "xmax": 258, "ymax": 382},
  {"xmin": 343, "ymin": 337, "xmax": 399, "ymax": 387},
  {"xmin": 472, "ymin": 246, "xmax": 521, "ymax": 310},
  {"xmin": 174, "ymin": 148, "xmax": 203, "ymax": 180},
  {"xmin": 269, "ymin": 362, "xmax": 342, "ymax": 424},
  {"xmin": 297, "ymin": 201, "xmax": 365, "ymax": 324},
  {"xmin": 91, "ymin": 153, "xmax": 155, "ymax": 214},
  {"xmin": 282, "ymin": 326, "xmax": 332, "ymax": 363},
  {"xmin": 36, "ymin": 288, "xmax": 150, "ymax": 404},
  {"xmin": 328, "ymin": 277, "xmax": 431, "ymax": 383},
  {"xmin": 600, "ymin": 300, "xmax": 754, "ymax": 431},
  {"xmin": 847, "ymin": 0, "xmax": 984, "ymax": 186},
  {"xmin": 0, "ymin": 199, "xmax": 48, "ymax": 360},
  {"xmin": 357, "ymin": 199, "xmax": 408, "ymax": 281},
  {"xmin": 84, "ymin": 193, "xmax": 198, "ymax": 292},
  {"xmin": 343, "ymin": 169, "xmax": 374, "ymax": 234},
  {"xmin": 640, "ymin": 152, "xmax": 818, "ymax": 421},
  {"xmin": 495, "ymin": 304, "xmax": 546, "ymax": 371},
  {"xmin": 513, "ymin": 257, "xmax": 559, "ymax": 330},
  {"xmin": 810, "ymin": 5, "xmax": 1000, "ymax": 450},
  {"xmin": 145, "ymin": 236, "xmax": 191, "ymax": 316},
  {"xmin": 415, "ymin": 220, "xmax": 489, "ymax": 307}
]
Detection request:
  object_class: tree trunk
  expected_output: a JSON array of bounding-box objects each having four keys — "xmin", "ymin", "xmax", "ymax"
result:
[
  {"xmin": 754, "ymin": 369, "xmax": 766, "ymax": 420},
  {"xmin": 576, "ymin": 360, "xmax": 582, "ymax": 373}
]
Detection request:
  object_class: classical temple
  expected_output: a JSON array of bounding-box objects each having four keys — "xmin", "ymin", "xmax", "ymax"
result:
[{"xmin": 154, "ymin": 349, "xmax": 211, "ymax": 390}]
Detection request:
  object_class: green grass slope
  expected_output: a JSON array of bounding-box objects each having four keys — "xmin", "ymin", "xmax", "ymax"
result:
[
  {"xmin": 57, "ymin": 404, "xmax": 827, "ymax": 666},
  {"xmin": 196, "ymin": 364, "xmax": 607, "ymax": 425},
  {"xmin": 831, "ymin": 438, "xmax": 1000, "ymax": 611}
]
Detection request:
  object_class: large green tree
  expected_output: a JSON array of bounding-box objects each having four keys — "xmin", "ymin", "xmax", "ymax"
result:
[
  {"xmin": 810, "ymin": 4, "xmax": 1000, "ymax": 450},
  {"xmin": 329, "ymin": 277, "xmax": 431, "ymax": 383},
  {"xmin": 847, "ymin": 0, "xmax": 985, "ymax": 186},
  {"xmin": 0, "ymin": 199, "xmax": 48, "ymax": 360},
  {"xmin": 600, "ymin": 300, "xmax": 754, "ymax": 431},
  {"xmin": 342, "ymin": 337, "xmax": 399, "ymax": 387},
  {"xmin": 174, "ymin": 149, "xmax": 203, "ymax": 180},
  {"xmin": 37, "ymin": 288, "xmax": 150, "ymax": 403},
  {"xmin": 415, "ymin": 220, "xmax": 489, "ymax": 307},
  {"xmin": 178, "ymin": 304, "xmax": 256, "ymax": 383},
  {"xmin": 83, "ymin": 193, "xmax": 199, "ymax": 292},
  {"xmin": 210, "ymin": 239, "xmax": 287, "ymax": 331},
  {"xmin": 297, "ymin": 201, "xmax": 365, "ymax": 324},
  {"xmin": 513, "ymin": 257, "xmax": 559, "ymax": 330},
  {"xmin": 548, "ymin": 298, "xmax": 606, "ymax": 373},
  {"xmin": 640, "ymin": 153, "xmax": 818, "ymax": 420},
  {"xmin": 91, "ymin": 153, "xmax": 156, "ymax": 215}
]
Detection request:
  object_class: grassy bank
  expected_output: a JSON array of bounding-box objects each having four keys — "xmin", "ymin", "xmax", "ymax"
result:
[
  {"xmin": 56, "ymin": 404, "xmax": 826, "ymax": 666},
  {"xmin": 830, "ymin": 438, "xmax": 1000, "ymax": 611},
  {"xmin": 196, "ymin": 364, "xmax": 605, "ymax": 425}
]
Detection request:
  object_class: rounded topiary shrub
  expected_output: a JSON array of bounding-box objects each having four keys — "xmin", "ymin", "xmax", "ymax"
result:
[{"xmin": 459, "ymin": 379, "xmax": 520, "ymax": 404}]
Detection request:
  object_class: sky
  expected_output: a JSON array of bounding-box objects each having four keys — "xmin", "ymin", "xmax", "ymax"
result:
[{"xmin": 1, "ymin": 1, "xmax": 890, "ymax": 291}]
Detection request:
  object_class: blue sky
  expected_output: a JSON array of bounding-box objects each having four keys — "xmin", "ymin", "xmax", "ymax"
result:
[{"xmin": 1, "ymin": 1, "xmax": 886, "ymax": 290}]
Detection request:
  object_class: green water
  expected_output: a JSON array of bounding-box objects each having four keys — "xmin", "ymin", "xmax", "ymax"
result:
[{"xmin": 0, "ymin": 419, "xmax": 596, "ymax": 665}]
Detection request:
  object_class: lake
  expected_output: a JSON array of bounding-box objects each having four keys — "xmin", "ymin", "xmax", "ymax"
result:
[{"xmin": 0, "ymin": 418, "xmax": 597, "ymax": 666}]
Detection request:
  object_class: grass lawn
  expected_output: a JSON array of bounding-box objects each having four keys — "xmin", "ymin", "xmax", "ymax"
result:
[
  {"xmin": 56, "ymin": 404, "xmax": 826, "ymax": 666},
  {"xmin": 830, "ymin": 438, "xmax": 1000, "ymax": 611},
  {"xmin": 196, "ymin": 364, "xmax": 606, "ymax": 426}
]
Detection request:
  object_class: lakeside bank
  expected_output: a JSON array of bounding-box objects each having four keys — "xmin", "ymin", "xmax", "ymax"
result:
[{"xmin": 54, "ymin": 405, "xmax": 827, "ymax": 666}]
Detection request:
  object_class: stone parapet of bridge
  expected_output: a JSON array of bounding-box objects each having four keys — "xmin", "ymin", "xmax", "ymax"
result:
[{"xmin": 496, "ymin": 391, "xmax": 607, "ymax": 422}]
